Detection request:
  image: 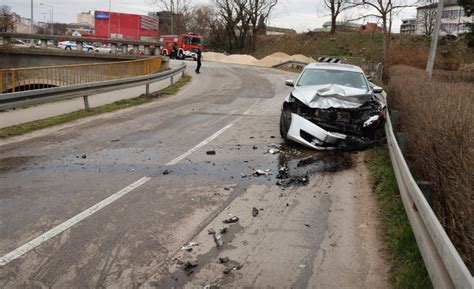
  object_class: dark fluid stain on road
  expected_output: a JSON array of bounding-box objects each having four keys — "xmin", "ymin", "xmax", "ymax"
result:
[
  {"xmin": 276, "ymin": 143, "xmax": 353, "ymax": 186},
  {"xmin": 0, "ymin": 156, "xmax": 37, "ymax": 173}
]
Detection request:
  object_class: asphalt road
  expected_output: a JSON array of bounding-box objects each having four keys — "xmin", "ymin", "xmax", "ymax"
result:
[{"xmin": 0, "ymin": 60, "xmax": 390, "ymax": 288}]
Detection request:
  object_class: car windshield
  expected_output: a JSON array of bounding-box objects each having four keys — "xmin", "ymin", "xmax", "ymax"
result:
[
  {"xmin": 297, "ymin": 68, "xmax": 368, "ymax": 90},
  {"xmin": 191, "ymin": 37, "xmax": 203, "ymax": 46}
]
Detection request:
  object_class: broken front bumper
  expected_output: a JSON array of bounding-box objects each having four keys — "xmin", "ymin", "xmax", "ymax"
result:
[{"xmin": 287, "ymin": 113, "xmax": 347, "ymax": 149}]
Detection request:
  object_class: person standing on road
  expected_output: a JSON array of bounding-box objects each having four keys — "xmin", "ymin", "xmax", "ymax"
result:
[{"xmin": 195, "ymin": 48, "xmax": 202, "ymax": 74}]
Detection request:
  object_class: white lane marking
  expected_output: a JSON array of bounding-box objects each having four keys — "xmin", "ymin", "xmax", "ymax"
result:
[
  {"xmin": 0, "ymin": 176, "xmax": 151, "ymax": 266},
  {"xmin": 166, "ymin": 106, "xmax": 254, "ymax": 166}
]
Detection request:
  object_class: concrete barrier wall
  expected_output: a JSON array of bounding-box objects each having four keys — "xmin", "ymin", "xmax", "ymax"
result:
[{"xmin": 0, "ymin": 73, "xmax": 181, "ymax": 129}]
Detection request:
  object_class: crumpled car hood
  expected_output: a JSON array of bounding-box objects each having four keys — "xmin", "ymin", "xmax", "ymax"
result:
[{"xmin": 292, "ymin": 84, "xmax": 373, "ymax": 109}]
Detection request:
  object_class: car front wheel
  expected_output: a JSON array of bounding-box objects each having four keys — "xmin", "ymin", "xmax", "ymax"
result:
[{"xmin": 279, "ymin": 108, "xmax": 292, "ymax": 138}]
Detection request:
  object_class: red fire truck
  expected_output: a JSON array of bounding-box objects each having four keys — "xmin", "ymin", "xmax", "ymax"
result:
[{"xmin": 160, "ymin": 33, "xmax": 204, "ymax": 60}]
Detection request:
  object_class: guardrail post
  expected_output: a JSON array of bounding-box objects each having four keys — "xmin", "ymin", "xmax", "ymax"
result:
[
  {"xmin": 389, "ymin": 110, "xmax": 400, "ymax": 129},
  {"xmin": 122, "ymin": 44, "xmax": 128, "ymax": 55},
  {"xmin": 154, "ymin": 47, "xmax": 160, "ymax": 56},
  {"xmin": 396, "ymin": 132, "xmax": 408, "ymax": 155},
  {"xmin": 40, "ymin": 39, "xmax": 48, "ymax": 49},
  {"xmin": 83, "ymin": 95, "xmax": 90, "ymax": 111},
  {"xmin": 111, "ymin": 43, "xmax": 117, "ymax": 54},
  {"xmin": 77, "ymin": 41, "xmax": 83, "ymax": 52},
  {"xmin": 133, "ymin": 45, "xmax": 139, "ymax": 55},
  {"xmin": 417, "ymin": 181, "xmax": 435, "ymax": 206},
  {"xmin": 146, "ymin": 83, "xmax": 150, "ymax": 96},
  {"xmin": 170, "ymin": 76, "xmax": 174, "ymax": 85},
  {"xmin": 144, "ymin": 45, "xmax": 150, "ymax": 55}
]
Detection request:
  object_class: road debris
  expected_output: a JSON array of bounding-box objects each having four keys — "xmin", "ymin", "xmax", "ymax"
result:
[
  {"xmin": 111, "ymin": 139, "xmax": 120, "ymax": 142},
  {"xmin": 223, "ymin": 216, "xmax": 239, "ymax": 224},
  {"xmin": 220, "ymin": 226, "xmax": 228, "ymax": 234},
  {"xmin": 241, "ymin": 173, "xmax": 247, "ymax": 178},
  {"xmin": 208, "ymin": 228, "xmax": 216, "ymax": 235},
  {"xmin": 253, "ymin": 169, "xmax": 272, "ymax": 177},
  {"xmin": 304, "ymin": 224, "xmax": 311, "ymax": 227},
  {"xmin": 223, "ymin": 264, "xmax": 243, "ymax": 274},
  {"xmin": 214, "ymin": 233, "xmax": 223, "ymax": 248},
  {"xmin": 206, "ymin": 150, "xmax": 216, "ymax": 155},
  {"xmin": 252, "ymin": 207, "xmax": 259, "ymax": 217},
  {"xmin": 224, "ymin": 186, "xmax": 230, "ymax": 191},
  {"xmin": 81, "ymin": 154, "xmax": 87, "ymax": 159},
  {"xmin": 219, "ymin": 256, "xmax": 230, "ymax": 263},
  {"xmin": 252, "ymin": 145, "xmax": 258, "ymax": 149},
  {"xmin": 181, "ymin": 242, "xmax": 200, "ymax": 252},
  {"xmin": 162, "ymin": 169, "xmax": 171, "ymax": 175},
  {"xmin": 269, "ymin": 148, "xmax": 279, "ymax": 154}
]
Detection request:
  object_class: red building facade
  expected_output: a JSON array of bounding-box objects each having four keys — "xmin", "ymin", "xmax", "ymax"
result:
[{"xmin": 94, "ymin": 11, "xmax": 159, "ymax": 41}]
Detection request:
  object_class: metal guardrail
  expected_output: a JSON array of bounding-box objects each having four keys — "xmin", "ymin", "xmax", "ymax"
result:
[
  {"xmin": 0, "ymin": 62, "xmax": 186, "ymax": 111},
  {"xmin": 384, "ymin": 92, "xmax": 473, "ymax": 289},
  {"xmin": 0, "ymin": 56, "xmax": 162, "ymax": 94},
  {"xmin": 272, "ymin": 60, "xmax": 309, "ymax": 68}
]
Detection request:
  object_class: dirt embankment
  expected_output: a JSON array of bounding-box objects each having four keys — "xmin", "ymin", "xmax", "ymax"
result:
[{"xmin": 203, "ymin": 51, "xmax": 315, "ymax": 67}]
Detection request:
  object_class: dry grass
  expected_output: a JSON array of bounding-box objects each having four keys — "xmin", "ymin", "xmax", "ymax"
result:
[{"xmin": 388, "ymin": 65, "xmax": 473, "ymax": 273}]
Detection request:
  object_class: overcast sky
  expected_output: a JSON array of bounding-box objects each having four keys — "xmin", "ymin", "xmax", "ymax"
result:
[{"xmin": 3, "ymin": 0, "xmax": 417, "ymax": 33}]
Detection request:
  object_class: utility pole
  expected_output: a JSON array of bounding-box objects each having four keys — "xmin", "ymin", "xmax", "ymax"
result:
[
  {"xmin": 30, "ymin": 0, "xmax": 34, "ymax": 46},
  {"xmin": 426, "ymin": 0, "xmax": 444, "ymax": 78}
]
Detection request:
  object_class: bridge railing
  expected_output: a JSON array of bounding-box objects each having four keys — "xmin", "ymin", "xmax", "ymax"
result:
[{"xmin": 0, "ymin": 56, "xmax": 162, "ymax": 94}]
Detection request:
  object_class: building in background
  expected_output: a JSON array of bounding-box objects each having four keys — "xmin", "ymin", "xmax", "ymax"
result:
[
  {"xmin": 94, "ymin": 11, "xmax": 159, "ymax": 41},
  {"xmin": 77, "ymin": 11, "xmax": 94, "ymax": 26},
  {"xmin": 400, "ymin": 18, "xmax": 416, "ymax": 34},
  {"xmin": 415, "ymin": 0, "xmax": 473, "ymax": 36},
  {"xmin": 11, "ymin": 13, "xmax": 32, "ymax": 34},
  {"xmin": 358, "ymin": 22, "xmax": 382, "ymax": 32},
  {"xmin": 266, "ymin": 26, "xmax": 297, "ymax": 35},
  {"xmin": 66, "ymin": 22, "xmax": 94, "ymax": 36},
  {"xmin": 314, "ymin": 21, "xmax": 359, "ymax": 32}
]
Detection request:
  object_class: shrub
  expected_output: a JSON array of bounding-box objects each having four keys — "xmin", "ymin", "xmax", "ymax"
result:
[{"xmin": 388, "ymin": 65, "xmax": 473, "ymax": 273}]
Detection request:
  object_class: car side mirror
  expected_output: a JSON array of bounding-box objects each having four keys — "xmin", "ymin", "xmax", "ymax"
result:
[
  {"xmin": 372, "ymin": 86, "xmax": 383, "ymax": 93},
  {"xmin": 285, "ymin": 79, "xmax": 294, "ymax": 87}
]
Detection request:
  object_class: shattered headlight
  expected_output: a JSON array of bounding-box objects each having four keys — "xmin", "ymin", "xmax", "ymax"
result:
[{"xmin": 363, "ymin": 115, "xmax": 379, "ymax": 127}]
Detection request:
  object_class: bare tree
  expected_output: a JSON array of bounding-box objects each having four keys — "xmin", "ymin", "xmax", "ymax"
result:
[
  {"xmin": 348, "ymin": 0, "xmax": 417, "ymax": 64},
  {"xmin": 418, "ymin": 7, "xmax": 437, "ymax": 36},
  {"xmin": 245, "ymin": 0, "xmax": 278, "ymax": 50},
  {"xmin": 0, "ymin": 5, "xmax": 16, "ymax": 33},
  {"xmin": 149, "ymin": 0, "xmax": 191, "ymax": 34},
  {"xmin": 323, "ymin": 0, "xmax": 358, "ymax": 34}
]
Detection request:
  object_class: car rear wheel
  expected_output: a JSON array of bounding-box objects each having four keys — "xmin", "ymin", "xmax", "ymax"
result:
[
  {"xmin": 279, "ymin": 109, "xmax": 292, "ymax": 138},
  {"xmin": 65, "ymin": 46, "xmax": 71, "ymax": 50}
]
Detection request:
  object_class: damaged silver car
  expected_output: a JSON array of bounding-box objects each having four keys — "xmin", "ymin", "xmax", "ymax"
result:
[{"xmin": 280, "ymin": 62, "xmax": 385, "ymax": 150}]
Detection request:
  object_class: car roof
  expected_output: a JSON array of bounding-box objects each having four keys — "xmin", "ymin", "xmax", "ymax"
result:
[{"xmin": 304, "ymin": 62, "xmax": 364, "ymax": 73}]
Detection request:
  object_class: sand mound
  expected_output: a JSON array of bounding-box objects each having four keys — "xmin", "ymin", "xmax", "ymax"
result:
[
  {"xmin": 290, "ymin": 54, "xmax": 312, "ymax": 63},
  {"xmin": 203, "ymin": 51, "xmax": 313, "ymax": 67},
  {"xmin": 225, "ymin": 54, "xmax": 258, "ymax": 65}
]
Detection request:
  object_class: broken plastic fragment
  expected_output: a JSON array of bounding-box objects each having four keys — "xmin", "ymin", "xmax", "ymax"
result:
[
  {"xmin": 252, "ymin": 207, "xmax": 259, "ymax": 217},
  {"xmin": 223, "ymin": 216, "xmax": 239, "ymax": 224},
  {"xmin": 206, "ymin": 150, "xmax": 216, "ymax": 155},
  {"xmin": 219, "ymin": 256, "xmax": 230, "ymax": 263},
  {"xmin": 214, "ymin": 233, "xmax": 223, "ymax": 248}
]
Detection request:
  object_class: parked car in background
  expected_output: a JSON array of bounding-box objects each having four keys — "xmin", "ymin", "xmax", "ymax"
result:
[
  {"xmin": 279, "ymin": 61, "xmax": 385, "ymax": 151},
  {"xmin": 58, "ymin": 41, "xmax": 95, "ymax": 52}
]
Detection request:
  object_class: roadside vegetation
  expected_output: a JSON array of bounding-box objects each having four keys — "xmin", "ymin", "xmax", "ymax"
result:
[
  {"xmin": 0, "ymin": 74, "xmax": 191, "ymax": 138},
  {"xmin": 252, "ymin": 32, "xmax": 473, "ymax": 66},
  {"xmin": 387, "ymin": 65, "xmax": 473, "ymax": 272},
  {"xmin": 368, "ymin": 148, "xmax": 432, "ymax": 289}
]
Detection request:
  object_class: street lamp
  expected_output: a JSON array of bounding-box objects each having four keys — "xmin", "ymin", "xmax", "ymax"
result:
[{"xmin": 40, "ymin": 3, "xmax": 53, "ymax": 35}]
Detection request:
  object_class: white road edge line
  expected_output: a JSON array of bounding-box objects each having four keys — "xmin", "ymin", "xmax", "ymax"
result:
[
  {"xmin": 166, "ymin": 106, "xmax": 254, "ymax": 166},
  {"xmin": 0, "ymin": 176, "xmax": 152, "ymax": 266}
]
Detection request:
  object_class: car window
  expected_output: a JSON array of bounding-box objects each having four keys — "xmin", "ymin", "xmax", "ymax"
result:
[{"xmin": 297, "ymin": 68, "xmax": 368, "ymax": 90}]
